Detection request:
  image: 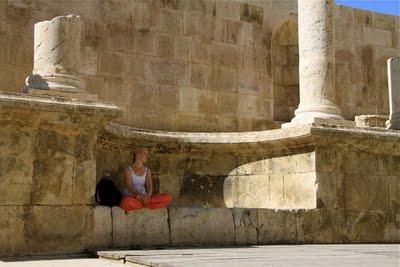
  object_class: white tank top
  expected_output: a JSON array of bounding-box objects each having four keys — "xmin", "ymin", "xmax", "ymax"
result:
[{"xmin": 123, "ymin": 166, "xmax": 147, "ymax": 196}]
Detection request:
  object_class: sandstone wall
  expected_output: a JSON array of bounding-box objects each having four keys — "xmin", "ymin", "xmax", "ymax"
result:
[{"xmin": 1, "ymin": 0, "xmax": 396, "ymax": 131}]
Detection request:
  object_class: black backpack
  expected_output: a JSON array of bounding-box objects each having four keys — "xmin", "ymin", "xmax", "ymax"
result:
[{"xmin": 95, "ymin": 175, "xmax": 123, "ymax": 207}]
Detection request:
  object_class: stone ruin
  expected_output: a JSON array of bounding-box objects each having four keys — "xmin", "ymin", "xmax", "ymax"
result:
[{"xmin": 0, "ymin": 0, "xmax": 399, "ymax": 257}]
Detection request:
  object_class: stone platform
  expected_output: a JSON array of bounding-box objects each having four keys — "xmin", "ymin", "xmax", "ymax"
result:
[
  {"xmin": 96, "ymin": 245, "xmax": 400, "ymax": 267},
  {"xmin": 88, "ymin": 206, "xmax": 399, "ymax": 251}
]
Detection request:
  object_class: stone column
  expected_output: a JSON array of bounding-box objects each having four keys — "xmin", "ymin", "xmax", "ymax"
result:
[
  {"xmin": 386, "ymin": 57, "xmax": 400, "ymax": 130},
  {"xmin": 289, "ymin": 0, "xmax": 343, "ymax": 125},
  {"xmin": 25, "ymin": 15, "xmax": 96, "ymax": 100}
]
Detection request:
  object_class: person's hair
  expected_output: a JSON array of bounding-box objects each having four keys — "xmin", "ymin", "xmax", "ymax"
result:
[{"xmin": 132, "ymin": 146, "xmax": 147, "ymax": 162}]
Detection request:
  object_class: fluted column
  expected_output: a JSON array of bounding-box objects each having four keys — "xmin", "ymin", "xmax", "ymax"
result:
[
  {"xmin": 290, "ymin": 0, "xmax": 343, "ymax": 125},
  {"xmin": 25, "ymin": 14, "xmax": 90, "ymax": 97}
]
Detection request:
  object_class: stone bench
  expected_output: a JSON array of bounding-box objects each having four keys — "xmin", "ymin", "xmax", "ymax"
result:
[{"xmin": 91, "ymin": 206, "xmax": 400, "ymax": 251}]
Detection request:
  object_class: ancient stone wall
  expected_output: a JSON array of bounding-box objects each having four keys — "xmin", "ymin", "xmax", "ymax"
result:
[{"xmin": 1, "ymin": 0, "xmax": 397, "ymax": 131}]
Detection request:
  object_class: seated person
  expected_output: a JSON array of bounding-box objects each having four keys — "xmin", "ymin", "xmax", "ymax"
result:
[{"xmin": 120, "ymin": 147, "xmax": 172, "ymax": 211}]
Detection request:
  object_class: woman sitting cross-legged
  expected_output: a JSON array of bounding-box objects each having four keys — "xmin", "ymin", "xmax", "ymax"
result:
[{"xmin": 120, "ymin": 147, "xmax": 172, "ymax": 211}]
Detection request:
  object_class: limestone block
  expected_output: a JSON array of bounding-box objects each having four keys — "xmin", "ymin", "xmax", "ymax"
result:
[
  {"xmin": 157, "ymin": 87, "xmax": 179, "ymax": 112},
  {"xmin": 106, "ymin": 23, "xmax": 133, "ymax": 52},
  {"xmin": 73, "ymin": 160, "xmax": 96, "ymax": 205},
  {"xmin": 296, "ymin": 209, "xmax": 338, "ymax": 243},
  {"xmin": 79, "ymin": 46, "xmax": 98, "ymax": 76},
  {"xmin": 24, "ymin": 206, "xmax": 90, "ymax": 254},
  {"xmin": 183, "ymin": 11, "xmax": 200, "ymax": 35},
  {"xmin": 238, "ymin": 94, "xmax": 262, "ymax": 118},
  {"xmin": 216, "ymin": 92, "xmax": 238, "ymax": 114},
  {"xmin": 373, "ymin": 12, "xmax": 396, "ymax": 31},
  {"xmin": 191, "ymin": 38, "xmax": 210, "ymax": 64},
  {"xmin": 388, "ymin": 175, "xmax": 400, "ymax": 211},
  {"xmin": 240, "ymin": 3, "xmax": 263, "ymax": 25},
  {"xmin": 211, "ymin": 41, "xmax": 240, "ymax": 68},
  {"xmin": 363, "ymin": 27, "xmax": 392, "ymax": 47},
  {"xmin": 159, "ymin": 8, "xmax": 182, "ymax": 34},
  {"xmin": 31, "ymin": 127, "xmax": 75, "ymax": 205},
  {"xmin": 258, "ymin": 209, "xmax": 297, "ymax": 244},
  {"xmin": 169, "ymin": 207, "xmax": 235, "ymax": 246},
  {"xmin": 179, "ymin": 86, "xmax": 198, "ymax": 112},
  {"xmin": 149, "ymin": 58, "xmax": 189, "ymax": 86},
  {"xmin": 130, "ymin": 0, "xmax": 153, "ymax": 31},
  {"xmin": 355, "ymin": 9, "xmax": 373, "ymax": 27},
  {"xmin": 268, "ymin": 174, "xmax": 284, "ymax": 208},
  {"xmin": 209, "ymin": 66, "xmax": 237, "ymax": 92},
  {"xmin": 127, "ymin": 55, "xmax": 149, "ymax": 82},
  {"xmin": 338, "ymin": 210, "xmax": 387, "ymax": 243},
  {"xmin": 191, "ymin": 64, "xmax": 209, "ymax": 89},
  {"xmin": 344, "ymin": 174, "xmax": 389, "ymax": 211},
  {"xmin": 83, "ymin": 206, "xmax": 112, "ymax": 249},
  {"xmin": 340, "ymin": 150, "xmax": 378, "ymax": 176},
  {"xmin": 174, "ymin": 35, "xmax": 191, "ymax": 60},
  {"xmin": 384, "ymin": 210, "xmax": 400, "ymax": 242},
  {"xmin": 112, "ymin": 207, "xmax": 169, "ymax": 248},
  {"xmin": 235, "ymin": 157, "xmax": 270, "ymax": 176},
  {"xmin": 0, "ymin": 124, "xmax": 34, "ymax": 205},
  {"xmin": 237, "ymin": 68, "xmax": 259, "ymax": 93},
  {"xmin": 0, "ymin": 206, "xmax": 26, "ymax": 256},
  {"xmin": 216, "ymin": 0, "xmax": 240, "ymax": 21},
  {"xmin": 232, "ymin": 209, "xmax": 258, "ymax": 245},
  {"xmin": 355, "ymin": 115, "xmax": 389, "ymax": 128},
  {"xmin": 283, "ymin": 172, "xmax": 317, "ymax": 209},
  {"xmin": 158, "ymin": 34, "xmax": 173, "ymax": 58},
  {"xmin": 133, "ymin": 30, "xmax": 157, "ymax": 56},
  {"xmin": 316, "ymin": 171, "xmax": 340, "ymax": 209},
  {"xmin": 98, "ymin": 50, "xmax": 125, "ymax": 77},
  {"xmin": 198, "ymin": 89, "xmax": 217, "ymax": 114},
  {"xmin": 224, "ymin": 175, "xmax": 270, "ymax": 208}
]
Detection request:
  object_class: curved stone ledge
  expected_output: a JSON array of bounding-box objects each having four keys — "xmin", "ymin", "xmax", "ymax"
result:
[
  {"xmin": 0, "ymin": 92, "xmax": 120, "ymax": 118},
  {"xmin": 102, "ymin": 121, "xmax": 400, "ymax": 155}
]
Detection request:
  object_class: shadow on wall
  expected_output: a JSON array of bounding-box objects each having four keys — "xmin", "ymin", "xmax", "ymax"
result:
[
  {"xmin": 96, "ymin": 138, "xmax": 317, "ymax": 210},
  {"xmin": 271, "ymin": 20, "xmax": 299, "ymax": 122}
]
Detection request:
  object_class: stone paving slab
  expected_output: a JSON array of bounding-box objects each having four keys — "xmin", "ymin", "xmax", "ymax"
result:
[{"xmin": 98, "ymin": 245, "xmax": 400, "ymax": 267}]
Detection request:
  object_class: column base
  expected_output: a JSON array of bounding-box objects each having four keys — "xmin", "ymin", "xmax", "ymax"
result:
[
  {"xmin": 282, "ymin": 105, "xmax": 347, "ymax": 128},
  {"xmin": 24, "ymin": 73, "xmax": 98, "ymax": 102},
  {"xmin": 386, "ymin": 114, "xmax": 400, "ymax": 130}
]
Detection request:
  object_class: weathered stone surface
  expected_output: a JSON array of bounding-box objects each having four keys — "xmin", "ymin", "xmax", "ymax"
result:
[
  {"xmin": 0, "ymin": 206, "xmax": 26, "ymax": 256},
  {"xmin": 24, "ymin": 206, "xmax": 90, "ymax": 254},
  {"xmin": 83, "ymin": 206, "xmax": 112, "ymax": 249},
  {"xmin": 169, "ymin": 207, "xmax": 234, "ymax": 246},
  {"xmin": 258, "ymin": 209, "xmax": 297, "ymax": 244},
  {"xmin": 25, "ymin": 15, "xmax": 88, "ymax": 95},
  {"xmin": 290, "ymin": 0, "xmax": 343, "ymax": 125},
  {"xmin": 232, "ymin": 208, "xmax": 258, "ymax": 245},
  {"xmin": 296, "ymin": 209, "xmax": 338, "ymax": 243},
  {"xmin": 0, "ymin": 123, "xmax": 34, "ymax": 205},
  {"xmin": 338, "ymin": 210, "xmax": 387, "ymax": 243},
  {"xmin": 355, "ymin": 115, "xmax": 389, "ymax": 128},
  {"xmin": 112, "ymin": 207, "xmax": 170, "ymax": 248}
]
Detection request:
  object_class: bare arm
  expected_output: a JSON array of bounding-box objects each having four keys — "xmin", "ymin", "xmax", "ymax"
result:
[
  {"xmin": 145, "ymin": 168, "xmax": 153, "ymax": 196},
  {"xmin": 124, "ymin": 167, "xmax": 141, "ymax": 196}
]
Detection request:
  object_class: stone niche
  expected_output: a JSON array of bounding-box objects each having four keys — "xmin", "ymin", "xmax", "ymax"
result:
[
  {"xmin": 97, "ymin": 119, "xmax": 400, "ymax": 213},
  {"xmin": 0, "ymin": 92, "xmax": 119, "ymax": 256}
]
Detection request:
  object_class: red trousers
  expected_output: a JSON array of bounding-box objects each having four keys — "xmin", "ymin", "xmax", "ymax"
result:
[{"xmin": 120, "ymin": 193, "xmax": 172, "ymax": 211}]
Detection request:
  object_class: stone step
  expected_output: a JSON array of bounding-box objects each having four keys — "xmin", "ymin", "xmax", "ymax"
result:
[{"xmin": 90, "ymin": 206, "xmax": 400, "ymax": 251}]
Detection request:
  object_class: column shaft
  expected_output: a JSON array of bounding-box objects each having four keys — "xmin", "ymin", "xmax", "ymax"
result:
[{"xmin": 291, "ymin": 0, "xmax": 343, "ymax": 124}]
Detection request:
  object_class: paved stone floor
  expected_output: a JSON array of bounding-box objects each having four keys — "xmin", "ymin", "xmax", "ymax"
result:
[{"xmin": 1, "ymin": 245, "xmax": 399, "ymax": 266}]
